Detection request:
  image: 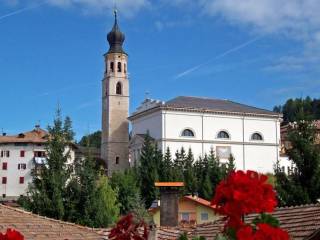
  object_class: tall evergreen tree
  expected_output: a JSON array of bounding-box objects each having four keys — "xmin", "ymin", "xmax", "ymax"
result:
[
  {"xmin": 183, "ymin": 148, "xmax": 197, "ymax": 194},
  {"xmin": 159, "ymin": 147, "xmax": 174, "ymax": 181},
  {"xmin": 226, "ymin": 154, "xmax": 236, "ymax": 175},
  {"xmin": 138, "ymin": 133, "xmax": 160, "ymax": 208},
  {"xmin": 21, "ymin": 109, "xmax": 74, "ymax": 220}
]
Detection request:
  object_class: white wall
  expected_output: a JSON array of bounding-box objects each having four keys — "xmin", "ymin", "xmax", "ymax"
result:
[{"xmin": 131, "ymin": 109, "xmax": 281, "ymax": 174}]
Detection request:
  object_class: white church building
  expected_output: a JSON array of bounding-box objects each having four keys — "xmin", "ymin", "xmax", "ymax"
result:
[
  {"xmin": 100, "ymin": 12, "xmax": 284, "ymax": 174},
  {"xmin": 129, "ymin": 96, "xmax": 282, "ymax": 173}
]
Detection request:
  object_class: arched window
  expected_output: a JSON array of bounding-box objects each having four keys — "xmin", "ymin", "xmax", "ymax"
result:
[
  {"xmin": 117, "ymin": 62, "xmax": 122, "ymax": 72},
  {"xmin": 124, "ymin": 63, "xmax": 127, "ymax": 73},
  {"xmin": 110, "ymin": 62, "xmax": 114, "ymax": 72},
  {"xmin": 116, "ymin": 156, "xmax": 120, "ymax": 165},
  {"xmin": 217, "ymin": 131, "xmax": 230, "ymax": 139},
  {"xmin": 181, "ymin": 129, "xmax": 195, "ymax": 137},
  {"xmin": 251, "ymin": 133, "xmax": 263, "ymax": 141},
  {"xmin": 116, "ymin": 82, "xmax": 122, "ymax": 95}
]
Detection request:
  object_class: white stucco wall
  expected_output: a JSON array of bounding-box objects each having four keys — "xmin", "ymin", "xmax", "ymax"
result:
[
  {"xmin": 131, "ymin": 109, "xmax": 281, "ymax": 174},
  {"xmin": 0, "ymin": 143, "xmax": 76, "ymax": 200}
]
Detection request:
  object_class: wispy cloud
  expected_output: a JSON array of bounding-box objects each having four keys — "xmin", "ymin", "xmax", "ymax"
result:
[
  {"xmin": 0, "ymin": 2, "xmax": 46, "ymax": 21},
  {"xmin": 76, "ymin": 99, "xmax": 100, "ymax": 110},
  {"xmin": 174, "ymin": 35, "xmax": 262, "ymax": 79},
  {"xmin": 2, "ymin": 0, "xmax": 149, "ymax": 17}
]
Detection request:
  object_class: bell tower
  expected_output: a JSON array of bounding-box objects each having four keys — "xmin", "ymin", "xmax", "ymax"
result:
[{"xmin": 101, "ymin": 10, "xmax": 129, "ymax": 176}]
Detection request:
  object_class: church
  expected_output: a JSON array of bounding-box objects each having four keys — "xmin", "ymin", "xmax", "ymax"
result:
[{"xmin": 101, "ymin": 12, "xmax": 282, "ymax": 176}]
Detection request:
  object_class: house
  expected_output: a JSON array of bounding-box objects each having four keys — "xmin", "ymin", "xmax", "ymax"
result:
[
  {"xmin": 129, "ymin": 97, "xmax": 282, "ymax": 173},
  {"xmin": 149, "ymin": 195, "xmax": 218, "ymax": 227},
  {"xmin": 0, "ymin": 204, "xmax": 104, "ymax": 240},
  {"xmin": 0, "ymin": 126, "xmax": 78, "ymax": 200}
]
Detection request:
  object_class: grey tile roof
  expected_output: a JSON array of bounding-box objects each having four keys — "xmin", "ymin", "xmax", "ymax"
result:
[{"xmin": 164, "ymin": 96, "xmax": 279, "ymax": 116}]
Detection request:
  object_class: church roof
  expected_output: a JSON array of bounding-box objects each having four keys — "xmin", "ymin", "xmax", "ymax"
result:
[
  {"xmin": 164, "ymin": 96, "xmax": 279, "ymax": 116},
  {"xmin": 129, "ymin": 96, "xmax": 281, "ymax": 120}
]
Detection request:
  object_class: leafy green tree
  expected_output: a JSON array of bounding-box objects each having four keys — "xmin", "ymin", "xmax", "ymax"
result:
[
  {"xmin": 79, "ymin": 130, "xmax": 101, "ymax": 148},
  {"xmin": 275, "ymin": 120, "xmax": 320, "ymax": 206},
  {"xmin": 110, "ymin": 169, "xmax": 141, "ymax": 215}
]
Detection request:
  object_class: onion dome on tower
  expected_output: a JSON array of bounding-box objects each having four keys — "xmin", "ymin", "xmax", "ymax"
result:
[{"xmin": 107, "ymin": 10, "xmax": 126, "ymax": 54}]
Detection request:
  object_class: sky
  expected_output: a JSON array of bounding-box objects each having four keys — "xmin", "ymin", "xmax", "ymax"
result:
[{"xmin": 1, "ymin": 0, "xmax": 320, "ymax": 140}]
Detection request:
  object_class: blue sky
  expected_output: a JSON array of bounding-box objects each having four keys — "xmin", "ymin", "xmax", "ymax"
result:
[{"xmin": 1, "ymin": 0, "xmax": 320, "ymax": 139}]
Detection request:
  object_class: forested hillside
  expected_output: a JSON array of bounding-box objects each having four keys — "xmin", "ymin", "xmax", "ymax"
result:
[{"xmin": 273, "ymin": 97, "xmax": 320, "ymax": 123}]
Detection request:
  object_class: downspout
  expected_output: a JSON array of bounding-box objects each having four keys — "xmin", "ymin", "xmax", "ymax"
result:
[{"xmin": 242, "ymin": 115, "xmax": 245, "ymax": 170}]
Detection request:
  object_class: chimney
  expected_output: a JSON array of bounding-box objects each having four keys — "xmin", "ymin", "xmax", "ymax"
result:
[
  {"xmin": 35, "ymin": 125, "xmax": 40, "ymax": 131},
  {"xmin": 155, "ymin": 182, "xmax": 184, "ymax": 227}
]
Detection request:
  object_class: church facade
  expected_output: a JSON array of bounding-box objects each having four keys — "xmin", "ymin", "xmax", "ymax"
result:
[{"xmin": 101, "ymin": 13, "xmax": 283, "ymax": 174}]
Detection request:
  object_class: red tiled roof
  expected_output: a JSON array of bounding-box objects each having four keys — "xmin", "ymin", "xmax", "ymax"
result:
[
  {"xmin": 192, "ymin": 204, "xmax": 320, "ymax": 240},
  {"xmin": 183, "ymin": 195, "xmax": 215, "ymax": 210},
  {"xmin": 0, "ymin": 205, "xmax": 105, "ymax": 240},
  {"xmin": 0, "ymin": 128, "xmax": 48, "ymax": 144}
]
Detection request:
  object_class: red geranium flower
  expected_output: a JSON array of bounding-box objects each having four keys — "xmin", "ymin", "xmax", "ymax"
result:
[
  {"xmin": 236, "ymin": 224, "xmax": 289, "ymax": 240},
  {"xmin": 212, "ymin": 170, "xmax": 277, "ymax": 217},
  {"xmin": 0, "ymin": 229, "xmax": 24, "ymax": 240}
]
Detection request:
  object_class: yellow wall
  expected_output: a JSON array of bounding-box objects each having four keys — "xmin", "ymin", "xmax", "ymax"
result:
[
  {"xmin": 151, "ymin": 198, "xmax": 218, "ymax": 226},
  {"xmin": 196, "ymin": 205, "xmax": 217, "ymax": 224}
]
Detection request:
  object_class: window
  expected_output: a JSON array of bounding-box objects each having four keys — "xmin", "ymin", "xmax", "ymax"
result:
[
  {"xmin": 6, "ymin": 151, "xmax": 9, "ymax": 157},
  {"xmin": 217, "ymin": 131, "xmax": 230, "ymax": 139},
  {"xmin": 1, "ymin": 151, "xmax": 10, "ymax": 158},
  {"xmin": 34, "ymin": 151, "xmax": 45, "ymax": 157},
  {"xmin": 18, "ymin": 164, "xmax": 27, "ymax": 170},
  {"xmin": 116, "ymin": 82, "xmax": 122, "ymax": 95},
  {"xmin": 2, "ymin": 162, "xmax": 7, "ymax": 170},
  {"xmin": 201, "ymin": 213, "xmax": 209, "ymax": 221},
  {"xmin": 110, "ymin": 62, "xmax": 114, "ymax": 72},
  {"xmin": 20, "ymin": 150, "xmax": 25, "ymax": 157},
  {"xmin": 116, "ymin": 157, "xmax": 120, "ymax": 165},
  {"xmin": 124, "ymin": 63, "xmax": 127, "ymax": 73},
  {"xmin": 251, "ymin": 133, "xmax": 263, "ymax": 141},
  {"xmin": 181, "ymin": 129, "xmax": 195, "ymax": 137},
  {"xmin": 2, "ymin": 194, "xmax": 5, "ymax": 198},
  {"xmin": 2, "ymin": 177, "xmax": 7, "ymax": 184},
  {"xmin": 19, "ymin": 177, "xmax": 24, "ymax": 184},
  {"xmin": 181, "ymin": 213, "xmax": 190, "ymax": 221},
  {"xmin": 117, "ymin": 62, "xmax": 122, "ymax": 72}
]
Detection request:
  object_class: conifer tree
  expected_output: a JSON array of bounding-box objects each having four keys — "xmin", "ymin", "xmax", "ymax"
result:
[
  {"xmin": 208, "ymin": 148, "xmax": 223, "ymax": 190},
  {"xmin": 183, "ymin": 148, "xmax": 197, "ymax": 194},
  {"xmin": 160, "ymin": 147, "xmax": 174, "ymax": 181},
  {"xmin": 21, "ymin": 109, "xmax": 74, "ymax": 220},
  {"xmin": 138, "ymin": 133, "xmax": 160, "ymax": 208},
  {"xmin": 226, "ymin": 154, "xmax": 236, "ymax": 175}
]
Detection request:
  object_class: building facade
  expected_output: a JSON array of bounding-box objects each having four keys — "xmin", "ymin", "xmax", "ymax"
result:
[
  {"xmin": 101, "ymin": 11, "xmax": 130, "ymax": 176},
  {"xmin": 0, "ymin": 126, "xmax": 77, "ymax": 200},
  {"xmin": 129, "ymin": 96, "xmax": 282, "ymax": 173}
]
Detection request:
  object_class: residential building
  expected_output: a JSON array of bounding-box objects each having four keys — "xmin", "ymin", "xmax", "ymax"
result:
[
  {"xmin": 0, "ymin": 126, "xmax": 76, "ymax": 200},
  {"xmin": 149, "ymin": 195, "xmax": 218, "ymax": 226}
]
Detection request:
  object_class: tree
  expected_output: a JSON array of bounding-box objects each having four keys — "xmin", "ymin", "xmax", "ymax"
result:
[
  {"xmin": 138, "ymin": 133, "xmax": 160, "ymax": 208},
  {"xmin": 110, "ymin": 169, "xmax": 141, "ymax": 215},
  {"xmin": 275, "ymin": 120, "xmax": 320, "ymax": 206},
  {"xmin": 226, "ymin": 154, "xmax": 236, "ymax": 175},
  {"xmin": 93, "ymin": 175, "xmax": 120, "ymax": 227},
  {"xmin": 159, "ymin": 147, "xmax": 174, "ymax": 181},
  {"xmin": 78, "ymin": 130, "xmax": 101, "ymax": 148},
  {"xmin": 20, "ymin": 109, "xmax": 74, "ymax": 220},
  {"xmin": 183, "ymin": 148, "xmax": 197, "ymax": 195},
  {"xmin": 195, "ymin": 155, "xmax": 213, "ymax": 200}
]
